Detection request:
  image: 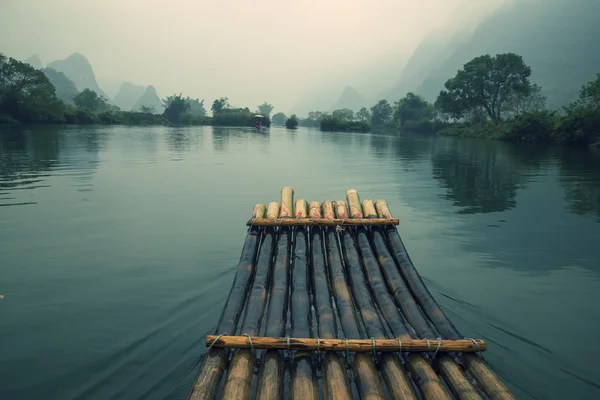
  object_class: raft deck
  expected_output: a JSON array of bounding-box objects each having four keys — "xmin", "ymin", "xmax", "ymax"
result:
[{"xmin": 188, "ymin": 187, "xmax": 514, "ymax": 400}]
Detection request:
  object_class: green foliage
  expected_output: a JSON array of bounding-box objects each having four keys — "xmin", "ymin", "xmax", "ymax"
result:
[
  {"xmin": 162, "ymin": 94, "xmax": 190, "ymax": 124},
  {"xmin": 502, "ymin": 83, "xmax": 546, "ymax": 117},
  {"xmin": 436, "ymin": 53, "xmax": 532, "ymax": 121},
  {"xmin": 286, "ymin": 114, "xmax": 298, "ymax": 129},
  {"xmin": 370, "ymin": 99, "xmax": 393, "ymax": 126},
  {"xmin": 299, "ymin": 111, "xmax": 322, "ymax": 127},
  {"xmin": 393, "ymin": 92, "xmax": 435, "ymax": 127},
  {"xmin": 73, "ymin": 89, "xmax": 110, "ymax": 112},
  {"xmin": 211, "ymin": 97, "xmax": 230, "ymax": 114},
  {"xmin": 320, "ymin": 114, "xmax": 369, "ymax": 132},
  {"xmin": 41, "ymin": 67, "xmax": 78, "ymax": 103},
  {"xmin": 271, "ymin": 112, "xmax": 286, "ymax": 125},
  {"xmin": 257, "ymin": 102, "xmax": 274, "ymax": 118},
  {"xmin": 0, "ymin": 53, "xmax": 65, "ymax": 123},
  {"xmin": 139, "ymin": 105, "xmax": 156, "ymax": 114},
  {"xmin": 356, "ymin": 107, "xmax": 371, "ymax": 122}
]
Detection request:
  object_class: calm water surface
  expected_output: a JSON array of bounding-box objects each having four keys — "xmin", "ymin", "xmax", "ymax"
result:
[{"xmin": 1, "ymin": 125, "xmax": 599, "ymax": 399}]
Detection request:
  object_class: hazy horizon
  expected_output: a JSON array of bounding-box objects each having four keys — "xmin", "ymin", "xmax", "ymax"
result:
[{"xmin": 0, "ymin": 0, "xmax": 509, "ymax": 115}]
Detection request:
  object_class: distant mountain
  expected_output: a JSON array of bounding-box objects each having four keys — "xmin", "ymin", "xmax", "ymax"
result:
[
  {"xmin": 329, "ymin": 86, "xmax": 370, "ymax": 112},
  {"xmin": 410, "ymin": 0, "xmax": 600, "ymax": 108},
  {"xmin": 113, "ymin": 82, "xmax": 146, "ymax": 111},
  {"xmin": 41, "ymin": 67, "xmax": 78, "ymax": 103},
  {"xmin": 47, "ymin": 53, "xmax": 111, "ymax": 101},
  {"xmin": 25, "ymin": 55, "xmax": 43, "ymax": 69},
  {"xmin": 383, "ymin": 30, "xmax": 473, "ymax": 102},
  {"xmin": 132, "ymin": 86, "xmax": 162, "ymax": 113},
  {"xmin": 97, "ymin": 77, "xmax": 122, "ymax": 99}
]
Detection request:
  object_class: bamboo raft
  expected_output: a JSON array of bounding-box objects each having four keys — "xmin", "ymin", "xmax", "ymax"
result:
[{"xmin": 187, "ymin": 187, "xmax": 514, "ymax": 400}]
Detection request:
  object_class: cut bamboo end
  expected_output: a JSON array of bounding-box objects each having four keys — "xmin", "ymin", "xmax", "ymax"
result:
[
  {"xmin": 280, "ymin": 186, "xmax": 294, "ymax": 218},
  {"xmin": 246, "ymin": 218, "xmax": 399, "ymax": 227},
  {"xmin": 334, "ymin": 200, "xmax": 348, "ymax": 219},
  {"xmin": 252, "ymin": 203, "xmax": 266, "ymax": 219},
  {"xmin": 375, "ymin": 199, "xmax": 393, "ymax": 219},
  {"xmin": 295, "ymin": 199, "xmax": 308, "ymax": 218},
  {"xmin": 205, "ymin": 335, "xmax": 486, "ymax": 353},
  {"xmin": 267, "ymin": 202, "xmax": 280, "ymax": 219},
  {"xmin": 361, "ymin": 200, "xmax": 377, "ymax": 218},
  {"xmin": 308, "ymin": 201, "xmax": 322, "ymax": 218},
  {"xmin": 321, "ymin": 201, "xmax": 335, "ymax": 220},
  {"xmin": 346, "ymin": 189, "xmax": 363, "ymax": 218}
]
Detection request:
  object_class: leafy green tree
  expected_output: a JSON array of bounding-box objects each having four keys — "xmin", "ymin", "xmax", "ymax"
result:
[
  {"xmin": 332, "ymin": 108, "xmax": 354, "ymax": 121},
  {"xmin": 575, "ymin": 72, "xmax": 600, "ymax": 110},
  {"xmin": 503, "ymin": 83, "xmax": 546, "ymax": 117},
  {"xmin": 286, "ymin": 114, "xmax": 298, "ymax": 129},
  {"xmin": 74, "ymin": 89, "xmax": 110, "ymax": 112},
  {"xmin": 163, "ymin": 94, "xmax": 190, "ymax": 123},
  {"xmin": 139, "ymin": 105, "xmax": 156, "ymax": 114},
  {"xmin": 211, "ymin": 97, "xmax": 229, "ymax": 114},
  {"xmin": 436, "ymin": 53, "xmax": 532, "ymax": 122},
  {"xmin": 272, "ymin": 112, "xmax": 286, "ymax": 125},
  {"xmin": 356, "ymin": 107, "xmax": 371, "ymax": 122},
  {"xmin": 0, "ymin": 53, "xmax": 64, "ymax": 122},
  {"xmin": 370, "ymin": 99, "xmax": 393, "ymax": 126},
  {"xmin": 186, "ymin": 97, "xmax": 206, "ymax": 117},
  {"xmin": 257, "ymin": 102, "xmax": 274, "ymax": 118},
  {"xmin": 393, "ymin": 92, "xmax": 434, "ymax": 127}
]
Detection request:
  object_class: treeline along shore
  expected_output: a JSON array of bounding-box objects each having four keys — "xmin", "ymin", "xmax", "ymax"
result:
[{"xmin": 2, "ymin": 51, "xmax": 599, "ymax": 148}]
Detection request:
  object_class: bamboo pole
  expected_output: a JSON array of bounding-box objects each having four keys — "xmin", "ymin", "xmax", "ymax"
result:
[
  {"xmin": 346, "ymin": 189, "xmax": 363, "ymax": 218},
  {"xmin": 295, "ymin": 199, "xmax": 308, "ymax": 218},
  {"xmin": 246, "ymin": 218, "xmax": 399, "ymax": 227},
  {"xmin": 289, "ymin": 228, "xmax": 318, "ymax": 400},
  {"xmin": 334, "ymin": 200, "xmax": 349, "ymax": 219},
  {"xmin": 324, "ymin": 205, "xmax": 385, "ymax": 399},
  {"xmin": 375, "ymin": 200, "xmax": 515, "ymax": 400},
  {"xmin": 308, "ymin": 201, "xmax": 322, "ymax": 219},
  {"xmin": 255, "ymin": 229, "xmax": 291, "ymax": 399},
  {"xmin": 362, "ymin": 200, "xmax": 377, "ymax": 218},
  {"xmin": 206, "ymin": 336, "xmax": 486, "ymax": 352},
  {"xmin": 267, "ymin": 202, "xmax": 280, "ymax": 219},
  {"xmin": 322, "ymin": 200, "xmax": 335, "ymax": 220},
  {"xmin": 335, "ymin": 209, "xmax": 425, "ymax": 400},
  {"xmin": 280, "ymin": 186, "xmax": 294, "ymax": 218},
  {"xmin": 221, "ymin": 232, "xmax": 275, "ymax": 399},
  {"xmin": 368, "ymin": 223, "xmax": 483, "ymax": 400},
  {"xmin": 310, "ymin": 226, "xmax": 352, "ymax": 400},
  {"xmin": 187, "ymin": 205, "xmax": 264, "ymax": 400}
]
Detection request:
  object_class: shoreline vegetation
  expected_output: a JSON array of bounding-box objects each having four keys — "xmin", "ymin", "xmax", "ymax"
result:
[{"xmin": 2, "ymin": 51, "xmax": 598, "ymax": 148}]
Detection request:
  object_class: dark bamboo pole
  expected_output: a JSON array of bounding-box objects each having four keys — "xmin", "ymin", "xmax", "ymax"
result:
[
  {"xmin": 288, "ymin": 199, "xmax": 318, "ymax": 400},
  {"xmin": 337, "ymin": 197, "xmax": 441, "ymax": 400},
  {"xmin": 255, "ymin": 193, "xmax": 294, "ymax": 399},
  {"xmin": 188, "ymin": 204, "xmax": 265, "ymax": 400},
  {"xmin": 375, "ymin": 200, "xmax": 515, "ymax": 400},
  {"xmin": 220, "ymin": 229, "xmax": 276, "ymax": 399},
  {"xmin": 365, "ymin": 198, "xmax": 482, "ymax": 400},
  {"xmin": 309, "ymin": 202, "xmax": 352, "ymax": 400},
  {"xmin": 324, "ymin": 200, "xmax": 386, "ymax": 400}
]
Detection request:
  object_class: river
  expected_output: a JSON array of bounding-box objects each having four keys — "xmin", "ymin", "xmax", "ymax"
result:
[{"xmin": 1, "ymin": 125, "xmax": 599, "ymax": 400}]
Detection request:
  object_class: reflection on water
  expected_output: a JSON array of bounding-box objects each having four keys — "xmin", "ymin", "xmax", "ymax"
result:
[{"xmin": 0, "ymin": 126, "xmax": 599, "ymax": 400}]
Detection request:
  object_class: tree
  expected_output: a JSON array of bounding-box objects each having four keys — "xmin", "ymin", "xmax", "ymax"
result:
[
  {"xmin": 393, "ymin": 92, "xmax": 434, "ymax": 126},
  {"xmin": 272, "ymin": 112, "xmax": 286, "ymax": 125},
  {"xmin": 163, "ymin": 94, "xmax": 190, "ymax": 123},
  {"xmin": 0, "ymin": 53, "xmax": 65, "ymax": 122},
  {"xmin": 436, "ymin": 53, "xmax": 532, "ymax": 122},
  {"xmin": 257, "ymin": 102, "xmax": 274, "ymax": 118},
  {"xmin": 576, "ymin": 72, "xmax": 600, "ymax": 110},
  {"xmin": 139, "ymin": 105, "xmax": 156, "ymax": 114},
  {"xmin": 332, "ymin": 108, "xmax": 354, "ymax": 121},
  {"xmin": 74, "ymin": 89, "xmax": 110, "ymax": 112},
  {"xmin": 211, "ymin": 97, "xmax": 229, "ymax": 114},
  {"xmin": 356, "ymin": 107, "xmax": 371, "ymax": 122},
  {"xmin": 502, "ymin": 83, "xmax": 546, "ymax": 117},
  {"xmin": 370, "ymin": 99, "xmax": 393, "ymax": 126},
  {"xmin": 186, "ymin": 97, "xmax": 206, "ymax": 117},
  {"xmin": 286, "ymin": 114, "xmax": 298, "ymax": 129}
]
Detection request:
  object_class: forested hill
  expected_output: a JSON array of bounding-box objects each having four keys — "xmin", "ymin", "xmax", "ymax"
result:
[
  {"xmin": 47, "ymin": 53, "xmax": 111, "ymax": 102},
  {"xmin": 392, "ymin": 0, "xmax": 600, "ymax": 109}
]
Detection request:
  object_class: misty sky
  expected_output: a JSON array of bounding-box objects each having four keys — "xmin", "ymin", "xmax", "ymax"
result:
[{"xmin": 1, "ymin": 0, "xmax": 508, "ymax": 114}]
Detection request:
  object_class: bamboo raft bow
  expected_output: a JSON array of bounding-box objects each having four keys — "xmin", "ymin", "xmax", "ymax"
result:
[{"xmin": 187, "ymin": 187, "xmax": 514, "ymax": 400}]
